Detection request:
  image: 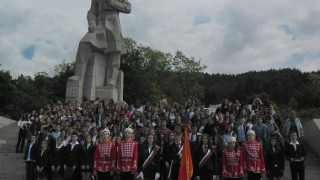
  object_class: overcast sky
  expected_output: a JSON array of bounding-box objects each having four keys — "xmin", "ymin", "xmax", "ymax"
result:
[{"xmin": 1, "ymin": 0, "xmax": 320, "ymax": 78}]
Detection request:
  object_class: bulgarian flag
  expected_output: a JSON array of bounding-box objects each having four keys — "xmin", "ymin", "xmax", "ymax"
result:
[{"xmin": 179, "ymin": 126, "xmax": 193, "ymax": 180}]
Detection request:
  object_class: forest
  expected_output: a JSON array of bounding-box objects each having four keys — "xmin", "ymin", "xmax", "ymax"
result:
[{"xmin": 1, "ymin": 38, "xmax": 320, "ymax": 121}]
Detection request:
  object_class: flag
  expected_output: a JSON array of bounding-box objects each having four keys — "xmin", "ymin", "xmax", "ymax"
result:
[{"xmin": 179, "ymin": 126, "xmax": 193, "ymax": 180}]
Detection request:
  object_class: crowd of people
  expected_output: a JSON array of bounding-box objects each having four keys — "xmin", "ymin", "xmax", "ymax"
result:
[{"xmin": 16, "ymin": 97, "xmax": 307, "ymax": 180}]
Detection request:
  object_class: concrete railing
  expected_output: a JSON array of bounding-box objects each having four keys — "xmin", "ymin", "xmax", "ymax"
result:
[{"xmin": 304, "ymin": 119, "xmax": 320, "ymax": 156}]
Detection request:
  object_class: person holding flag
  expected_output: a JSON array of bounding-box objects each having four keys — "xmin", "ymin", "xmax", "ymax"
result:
[
  {"xmin": 178, "ymin": 127, "xmax": 194, "ymax": 180},
  {"xmin": 194, "ymin": 134, "xmax": 217, "ymax": 180},
  {"xmin": 167, "ymin": 132, "xmax": 184, "ymax": 180},
  {"xmin": 137, "ymin": 134, "xmax": 161, "ymax": 180}
]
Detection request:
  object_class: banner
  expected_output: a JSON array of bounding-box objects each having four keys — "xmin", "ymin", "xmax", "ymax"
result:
[{"xmin": 178, "ymin": 127, "xmax": 193, "ymax": 180}]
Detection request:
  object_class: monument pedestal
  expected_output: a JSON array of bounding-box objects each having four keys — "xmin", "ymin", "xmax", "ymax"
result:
[
  {"xmin": 96, "ymin": 86, "xmax": 118, "ymax": 102},
  {"xmin": 65, "ymin": 77, "xmax": 83, "ymax": 103},
  {"xmin": 66, "ymin": 69, "xmax": 124, "ymax": 103}
]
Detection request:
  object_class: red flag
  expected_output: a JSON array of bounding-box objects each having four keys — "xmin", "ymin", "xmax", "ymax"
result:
[{"xmin": 179, "ymin": 127, "xmax": 193, "ymax": 180}]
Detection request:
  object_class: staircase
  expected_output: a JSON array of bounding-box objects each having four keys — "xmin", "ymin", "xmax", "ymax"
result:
[{"xmin": 0, "ymin": 117, "xmax": 25, "ymax": 180}]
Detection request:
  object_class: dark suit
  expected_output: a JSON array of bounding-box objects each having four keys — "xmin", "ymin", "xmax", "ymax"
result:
[
  {"xmin": 36, "ymin": 148, "xmax": 52, "ymax": 179},
  {"xmin": 96, "ymin": 113, "xmax": 106, "ymax": 127},
  {"xmin": 51, "ymin": 146, "xmax": 65, "ymax": 167},
  {"xmin": 45, "ymin": 135, "xmax": 56, "ymax": 152},
  {"xmin": 80, "ymin": 143, "xmax": 96, "ymax": 172},
  {"xmin": 138, "ymin": 145, "xmax": 160, "ymax": 179},
  {"xmin": 167, "ymin": 142, "xmax": 183, "ymax": 180},
  {"xmin": 285, "ymin": 141, "xmax": 306, "ymax": 180},
  {"xmin": 266, "ymin": 146, "xmax": 285, "ymax": 178},
  {"xmin": 64, "ymin": 143, "xmax": 82, "ymax": 180},
  {"xmin": 24, "ymin": 142, "xmax": 39, "ymax": 180},
  {"xmin": 194, "ymin": 145, "xmax": 217, "ymax": 180},
  {"xmin": 51, "ymin": 145, "xmax": 65, "ymax": 177}
]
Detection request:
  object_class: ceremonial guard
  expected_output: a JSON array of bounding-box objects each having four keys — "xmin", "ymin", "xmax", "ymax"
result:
[
  {"xmin": 93, "ymin": 128, "xmax": 117, "ymax": 179},
  {"xmin": 137, "ymin": 134, "xmax": 161, "ymax": 180},
  {"xmin": 194, "ymin": 134, "xmax": 217, "ymax": 180},
  {"xmin": 242, "ymin": 130, "xmax": 266, "ymax": 180},
  {"xmin": 222, "ymin": 137, "xmax": 245, "ymax": 180},
  {"xmin": 167, "ymin": 132, "xmax": 184, "ymax": 180},
  {"xmin": 117, "ymin": 128, "xmax": 139, "ymax": 180}
]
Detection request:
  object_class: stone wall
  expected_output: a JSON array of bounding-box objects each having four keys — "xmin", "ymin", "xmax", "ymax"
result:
[{"xmin": 304, "ymin": 119, "xmax": 320, "ymax": 156}]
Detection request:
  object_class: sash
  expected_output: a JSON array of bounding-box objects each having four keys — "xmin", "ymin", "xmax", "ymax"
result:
[
  {"xmin": 168, "ymin": 145, "xmax": 184, "ymax": 178},
  {"xmin": 142, "ymin": 146, "xmax": 160, "ymax": 170},
  {"xmin": 199, "ymin": 149, "xmax": 213, "ymax": 169}
]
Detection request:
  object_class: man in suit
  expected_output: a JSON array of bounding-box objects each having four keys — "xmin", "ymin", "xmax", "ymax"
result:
[
  {"xmin": 25, "ymin": 134, "xmax": 39, "ymax": 180},
  {"xmin": 285, "ymin": 131, "xmax": 306, "ymax": 180},
  {"xmin": 96, "ymin": 107, "xmax": 105, "ymax": 128},
  {"xmin": 64, "ymin": 132, "xmax": 82, "ymax": 180}
]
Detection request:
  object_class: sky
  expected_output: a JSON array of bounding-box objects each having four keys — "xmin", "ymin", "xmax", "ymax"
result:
[{"xmin": 1, "ymin": 0, "xmax": 320, "ymax": 78}]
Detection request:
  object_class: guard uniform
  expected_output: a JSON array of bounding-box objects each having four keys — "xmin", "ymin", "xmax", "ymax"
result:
[
  {"xmin": 94, "ymin": 141, "xmax": 116, "ymax": 179},
  {"xmin": 242, "ymin": 140, "xmax": 266, "ymax": 179},
  {"xmin": 222, "ymin": 148, "xmax": 245, "ymax": 179},
  {"xmin": 117, "ymin": 139, "xmax": 138, "ymax": 180}
]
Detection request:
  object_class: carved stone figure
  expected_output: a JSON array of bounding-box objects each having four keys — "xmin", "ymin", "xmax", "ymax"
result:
[{"xmin": 66, "ymin": 0, "xmax": 131, "ymax": 103}]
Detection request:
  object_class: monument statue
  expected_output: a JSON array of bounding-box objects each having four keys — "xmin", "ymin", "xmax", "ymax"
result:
[{"xmin": 66, "ymin": 0, "xmax": 131, "ymax": 103}]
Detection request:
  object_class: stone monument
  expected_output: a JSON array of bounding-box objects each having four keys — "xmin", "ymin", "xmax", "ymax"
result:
[{"xmin": 66, "ymin": 0, "xmax": 131, "ymax": 103}]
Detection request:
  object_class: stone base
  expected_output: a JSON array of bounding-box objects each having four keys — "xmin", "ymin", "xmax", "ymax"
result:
[
  {"xmin": 96, "ymin": 86, "xmax": 118, "ymax": 102},
  {"xmin": 65, "ymin": 77, "xmax": 83, "ymax": 103},
  {"xmin": 65, "ymin": 70, "xmax": 124, "ymax": 103}
]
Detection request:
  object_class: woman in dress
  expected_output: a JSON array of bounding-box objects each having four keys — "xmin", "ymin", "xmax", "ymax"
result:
[
  {"xmin": 194, "ymin": 134, "xmax": 217, "ymax": 180},
  {"xmin": 266, "ymin": 137, "xmax": 285, "ymax": 180},
  {"xmin": 212, "ymin": 135, "xmax": 224, "ymax": 180},
  {"xmin": 36, "ymin": 140, "xmax": 51, "ymax": 180},
  {"xmin": 51, "ymin": 136, "xmax": 65, "ymax": 179},
  {"xmin": 81, "ymin": 135, "xmax": 96, "ymax": 180},
  {"xmin": 137, "ymin": 134, "xmax": 161, "ymax": 180}
]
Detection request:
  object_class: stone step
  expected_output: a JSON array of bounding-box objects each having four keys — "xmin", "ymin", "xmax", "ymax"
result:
[
  {"xmin": 0, "ymin": 127, "xmax": 19, "ymax": 134},
  {"xmin": 0, "ymin": 174, "xmax": 25, "ymax": 180},
  {"xmin": 0, "ymin": 132, "xmax": 19, "ymax": 137},
  {"xmin": 0, "ymin": 131, "xmax": 19, "ymax": 136},
  {"xmin": 0, "ymin": 153, "xmax": 24, "ymax": 157},
  {"xmin": 0, "ymin": 156, "xmax": 24, "ymax": 161}
]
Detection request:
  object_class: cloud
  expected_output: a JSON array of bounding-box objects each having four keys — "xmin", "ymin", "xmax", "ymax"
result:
[{"xmin": 0, "ymin": 0, "xmax": 319, "ymax": 78}]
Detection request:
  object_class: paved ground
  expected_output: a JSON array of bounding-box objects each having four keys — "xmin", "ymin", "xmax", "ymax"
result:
[
  {"xmin": 0, "ymin": 116, "xmax": 319, "ymax": 179},
  {"xmin": 0, "ymin": 116, "xmax": 25, "ymax": 180}
]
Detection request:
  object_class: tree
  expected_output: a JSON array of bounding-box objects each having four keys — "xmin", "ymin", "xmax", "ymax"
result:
[
  {"xmin": 121, "ymin": 38, "xmax": 207, "ymax": 105},
  {"xmin": 292, "ymin": 73, "xmax": 320, "ymax": 108},
  {"xmin": 0, "ymin": 70, "xmax": 12, "ymax": 115},
  {"xmin": 53, "ymin": 59, "xmax": 75, "ymax": 100}
]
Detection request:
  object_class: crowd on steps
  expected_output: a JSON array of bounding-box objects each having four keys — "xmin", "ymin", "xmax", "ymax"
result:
[{"xmin": 16, "ymin": 97, "xmax": 306, "ymax": 180}]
